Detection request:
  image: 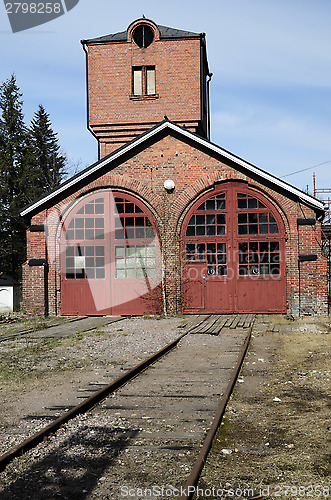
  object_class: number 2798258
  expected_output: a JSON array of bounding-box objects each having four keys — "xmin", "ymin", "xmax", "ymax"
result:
[{"xmin": 6, "ymin": 3, "xmax": 62, "ymax": 14}]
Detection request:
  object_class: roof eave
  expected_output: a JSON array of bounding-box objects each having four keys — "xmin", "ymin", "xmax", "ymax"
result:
[{"xmin": 20, "ymin": 121, "xmax": 325, "ymax": 217}]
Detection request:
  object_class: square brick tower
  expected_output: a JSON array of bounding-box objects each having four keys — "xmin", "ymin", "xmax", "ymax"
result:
[{"xmin": 81, "ymin": 18, "xmax": 211, "ymax": 158}]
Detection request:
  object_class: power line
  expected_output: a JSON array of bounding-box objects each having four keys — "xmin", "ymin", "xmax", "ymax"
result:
[{"xmin": 281, "ymin": 160, "xmax": 331, "ymax": 178}]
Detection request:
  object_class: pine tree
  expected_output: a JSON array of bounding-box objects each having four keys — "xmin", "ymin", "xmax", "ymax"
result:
[
  {"xmin": 0, "ymin": 75, "xmax": 34, "ymax": 280},
  {"xmin": 0, "ymin": 76, "xmax": 67, "ymax": 281},
  {"xmin": 29, "ymin": 104, "xmax": 66, "ymax": 192}
]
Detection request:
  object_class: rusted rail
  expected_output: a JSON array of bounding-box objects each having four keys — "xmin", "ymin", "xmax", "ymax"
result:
[
  {"xmin": 0, "ymin": 313, "xmax": 252, "ymax": 495},
  {"xmin": 0, "ymin": 323, "xmax": 199, "ymax": 472},
  {"xmin": 180, "ymin": 328, "xmax": 252, "ymax": 500}
]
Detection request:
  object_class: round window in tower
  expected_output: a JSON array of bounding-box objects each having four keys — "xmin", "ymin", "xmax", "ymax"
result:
[{"xmin": 132, "ymin": 24, "xmax": 154, "ymax": 48}]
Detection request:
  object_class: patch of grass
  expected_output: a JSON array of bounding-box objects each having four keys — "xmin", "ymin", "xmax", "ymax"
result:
[
  {"xmin": 213, "ymin": 417, "xmax": 232, "ymax": 452},
  {"xmin": 201, "ymin": 328, "xmax": 331, "ymax": 492}
]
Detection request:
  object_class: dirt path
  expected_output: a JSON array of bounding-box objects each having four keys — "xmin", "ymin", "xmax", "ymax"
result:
[{"xmin": 198, "ymin": 315, "xmax": 331, "ymax": 498}]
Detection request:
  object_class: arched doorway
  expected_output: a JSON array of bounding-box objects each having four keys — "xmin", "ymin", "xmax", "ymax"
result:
[
  {"xmin": 181, "ymin": 182, "xmax": 286, "ymax": 313},
  {"xmin": 60, "ymin": 190, "xmax": 162, "ymax": 315}
]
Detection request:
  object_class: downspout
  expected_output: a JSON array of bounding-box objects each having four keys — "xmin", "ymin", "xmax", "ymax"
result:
[
  {"xmin": 44, "ymin": 227, "xmax": 49, "ymax": 317},
  {"xmin": 206, "ymin": 72, "xmax": 213, "ymax": 141},
  {"xmin": 81, "ymin": 40, "xmax": 101, "ymax": 160}
]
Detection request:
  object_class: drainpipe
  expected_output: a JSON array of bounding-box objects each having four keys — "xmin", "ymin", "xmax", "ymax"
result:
[
  {"xmin": 206, "ymin": 72, "xmax": 213, "ymax": 140},
  {"xmin": 81, "ymin": 40, "xmax": 101, "ymax": 160}
]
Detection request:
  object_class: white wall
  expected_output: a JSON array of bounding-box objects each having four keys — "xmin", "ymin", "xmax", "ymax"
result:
[{"xmin": 0, "ymin": 287, "xmax": 14, "ymax": 313}]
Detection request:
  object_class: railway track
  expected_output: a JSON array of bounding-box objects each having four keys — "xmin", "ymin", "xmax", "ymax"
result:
[
  {"xmin": 0, "ymin": 316, "xmax": 123, "ymax": 343},
  {"xmin": 0, "ymin": 314, "xmax": 255, "ymax": 499}
]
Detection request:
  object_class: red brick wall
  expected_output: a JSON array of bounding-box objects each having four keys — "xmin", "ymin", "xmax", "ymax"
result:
[
  {"xmin": 23, "ymin": 134, "xmax": 328, "ymax": 316},
  {"xmin": 23, "ymin": 211, "xmax": 47, "ymax": 315},
  {"xmin": 86, "ymin": 23, "xmax": 205, "ymax": 155}
]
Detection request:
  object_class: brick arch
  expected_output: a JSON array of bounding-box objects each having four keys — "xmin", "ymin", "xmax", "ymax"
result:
[
  {"xmin": 175, "ymin": 173, "xmax": 247, "ymax": 233},
  {"xmin": 174, "ymin": 174, "xmax": 291, "ymax": 237},
  {"xmin": 53, "ymin": 175, "xmax": 165, "ymax": 241},
  {"xmin": 127, "ymin": 18, "xmax": 160, "ymax": 43}
]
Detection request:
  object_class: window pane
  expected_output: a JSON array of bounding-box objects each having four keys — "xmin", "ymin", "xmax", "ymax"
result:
[
  {"xmin": 95, "ymin": 203, "xmax": 104, "ymax": 214},
  {"xmin": 116, "ymin": 269, "xmax": 126, "ymax": 279},
  {"xmin": 270, "ymin": 264, "xmax": 280, "ymax": 275},
  {"xmin": 216, "ymin": 200, "xmax": 226, "ymax": 210},
  {"xmin": 75, "ymin": 218, "xmax": 84, "ymax": 228},
  {"xmin": 248, "ymin": 198, "xmax": 257, "ymax": 209},
  {"xmin": 259, "ymin": 224, "xmax": 269, "ymax": 234},
  {"xmin": 85, "ymin": 268, "xmax": 95, "ymax": 279},
  {"xmin": 239, "ymin": 265, "xmax": 248, "ymax": 275},
  {"xmin": 207, "ymin": 226, "xmax": 215, "ymax": 235},
  {"xmin": 249, "ymin": 225, "xmax": 258, "ymax": 235},
  {"xmin": 186, "ymin": 226, "xmax": 195, "ymax": 236},
  {"xmin": 248, "ymin": 213, "xmax": 258, "ymax": 223},
  {"xmin": 133, "ymin": 68, "xmax": 142, "ymax": 95},
  {"xmin": 127, "ymin": 268, "xmax": 136, "ymax": 279},
  {"xmin": 259, "ymin": 213, "xmax": 268, "ymax": 223},
  {"xmin": 146, "ymin": 67, "xmax": 155, "ymax": 95},
  {"xmin": 85, "ymin": 229, "xmax": 94, "ymax": 240},
  {"xmin": 96, "ymin": 269, "xmax": 105, "ymax": 279},
  {"xmin": 218, "ymin": 266, "xmax": 227, "ymax": 276},
  {"xmin": 239, "ymin": 243, "xmax": 248, "ymax": 252},
  {"xmin": 85, "ymin": 203, "xmax": 94, "ymax": 215},
  {"xmin": 260, "ymin": 265, "xmax": 269, "ymax": 275}
]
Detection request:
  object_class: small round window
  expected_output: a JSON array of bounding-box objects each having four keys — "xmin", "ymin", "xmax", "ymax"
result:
[{"xmin": 133, "ymin": 24, "xmax": 154, "ymax": 48}]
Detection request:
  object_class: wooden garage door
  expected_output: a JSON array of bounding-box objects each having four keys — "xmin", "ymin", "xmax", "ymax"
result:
[
  {"xmin": 60, "ymin": 191, "xmax": 161, "ymax": 315},
  {"xmin": 181, "ymin": 182, "xmax": 286, "ymax": 313}
]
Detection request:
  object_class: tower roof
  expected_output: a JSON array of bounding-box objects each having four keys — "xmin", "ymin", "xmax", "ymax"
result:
[{"xmin": 81, "ymin": 19, "xmax": 203, "ymax": 44}]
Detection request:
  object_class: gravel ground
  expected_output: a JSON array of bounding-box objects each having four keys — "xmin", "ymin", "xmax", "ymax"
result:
[
  {"xmin": 0, "ymin": 314, "xmax": 330, "ymax": 500},
  {"xmin": 0, "ymin": 316, "xmax": 188, "ymax": 457},
  {"xmin": 198, "ymin": 316, "xmax": 331, "ymax": 499}
]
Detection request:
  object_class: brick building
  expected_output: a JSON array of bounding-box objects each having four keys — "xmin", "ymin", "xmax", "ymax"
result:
[{"xmin": 20, "ymin": 18, "xmax": 327, "ymax": 317}]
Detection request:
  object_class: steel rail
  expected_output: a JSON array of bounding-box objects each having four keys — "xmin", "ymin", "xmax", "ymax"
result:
[
  {"xmin": 0, "ymin": 318, "xmax": 203, "ymax": 473},
  {"xmin": 180, "ymin": 328, "xmax": 252, "ymax": 500},
  {"xmin": 0, "ymin": 316, "xmax": 124, "ymax": 343},
  {"xmin": 0, "ymin": 315, "xmax": 88, "ymax": 343}
]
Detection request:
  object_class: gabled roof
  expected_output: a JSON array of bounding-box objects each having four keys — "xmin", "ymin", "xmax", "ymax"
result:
[
  {"xmin": 81, "ymin": 21, "xmax": 201, "ymax": 44},
  {"xmin": 0, "ymin": 273, "xmax": 19, "ymax": 286},
  {"xmin": 20, "ymin": 120, "xmax": 325, "ymax": 217}
]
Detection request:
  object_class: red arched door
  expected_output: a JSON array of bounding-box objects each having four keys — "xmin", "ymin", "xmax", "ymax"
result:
[
  {"xmin": 60, "ymin": 191, "xmax": 161, "ymax": 315},
  {"xmin": 181, "ymin": 182, "xmax": 286, "ymax": 313}
]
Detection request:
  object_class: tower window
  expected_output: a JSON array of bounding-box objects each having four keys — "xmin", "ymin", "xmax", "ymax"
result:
[
  {"xmin": 132, "ymin": 66, "xmax": 155, "ymax": 96},
  {"xmin": 132, "ymin": 25, "xmax": 154, "ymax": 48}
]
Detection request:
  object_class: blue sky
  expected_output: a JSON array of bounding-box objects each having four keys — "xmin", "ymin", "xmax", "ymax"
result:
[{"xmin": 0, "ymin": 0, "xmax": 330, "ymax": 199}]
